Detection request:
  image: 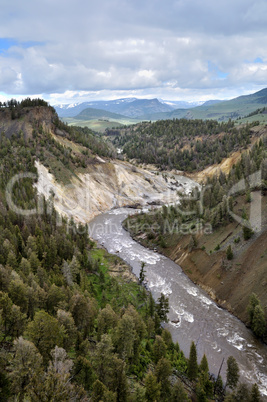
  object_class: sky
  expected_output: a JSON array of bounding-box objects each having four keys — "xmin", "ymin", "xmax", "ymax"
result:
[{"xmin": 0, "ymin": 0, "xmax": 267, "ymax": 105}]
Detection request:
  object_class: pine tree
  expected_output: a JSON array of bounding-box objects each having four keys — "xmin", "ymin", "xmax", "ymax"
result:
[
  {"xmin": 188, "ymin": 341, "xmax": 198, "ymax": 381},
  {"xmin": 234, "ymin": 383, "xmax": 250, "ymax": 401},
  {"xmin": 97, "ymin": 304, "xmax": 118, "ymax": 339},
  {"xmin": 250, "ymin": 383, "xmax": 261, "ymax": 402},
  {"xmin": 214, "ymin": 374, "xmax": 224, "ymax": 397},
  {"xmin": 156, "ymin": 293, "xmax": 169, "ymax": 322},
  {"xmin": 139, "ymin": 261, "xmax": 146, "ymax": 284},
  {"xmin": 26, "ymin": 310, "xmax": 65, "ymax": 363},
  {"xmin": 155, "ymin": 357, "xmax": 172, "ymax": 398},
  {"xmin": 114, "ymin": 314, "xmax": 136, "ymax": 361},
  {"xmin": 147, "ymin": 292, "xmax": 155, "ymax": 317},
  {"xmin": 226, "ymin": 245, "xmax": 233, "ymax": 260},
  {"xmin": 93, "ymin": 334, "xmax": 115, "ymax": 386},
  {"xmin": 57, "ymin": 309, "xmax": 77, "ymax": 351},
  {"xmin": 153, "ymin": 335, "xmax": 167, "ymax": 363},
  {"xmin": 247, "ymin": 293, "xmax": 260, "ymax": 323},
  {"xmin": 170, "ymin": 380, "xmax": 189, "ymax": 401},
  {"xmin": 252, "ymin": 304, "xmax": 266, "ymax": 338},
  {"xmin": 243, "ymin": 224, "xmax": 254, "ymax": 240},
  {"xmin": 199, "ymin": 354, "xmax": 209, "ymax": 373},
  {"xmin": 8, "ymin": 337, "xmax": 43, "ymax": 397},
  {"xmin": 226, "ymin": 356, "xmax": 239, "ymax": 390},
  {"xmin": 144, "ymin": 371, "xmax": 161, "ymax": 402},
  {"xmin": 196, "ymin": 384, "xmax": 207, "ymax": 402},
  {"xmin": 91, "ymin": 379, "xmax": 108, "ymax": 402},
  {"xmin": 111, "ymin": 356, "xmax": 128, "ymax": 402}
]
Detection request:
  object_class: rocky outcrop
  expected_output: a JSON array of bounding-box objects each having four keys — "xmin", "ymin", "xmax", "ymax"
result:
[{"xmin": 35, "ymin": 159, "xmax": 181, "ymax": 223}]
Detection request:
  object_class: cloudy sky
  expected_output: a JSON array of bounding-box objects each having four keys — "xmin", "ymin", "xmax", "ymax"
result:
[{"xmin": 0, "ymin": 0, "xmax": 267, "ymax": 104}]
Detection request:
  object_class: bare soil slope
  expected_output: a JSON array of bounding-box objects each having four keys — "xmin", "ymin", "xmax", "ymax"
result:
[
  {"xmin": 133, "ymin": 192, "xmax": 267, "ymax": 325},
  {"xmin": 35, "ymin": 159, "xmax": 181, "ymax": 222}
]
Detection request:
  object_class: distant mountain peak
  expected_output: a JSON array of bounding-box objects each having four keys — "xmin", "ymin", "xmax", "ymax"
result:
[
  {"xmin": 55, "ymin": 97, "xmax": 173, "ymax": 118},
  {"xmin": 54, "ymin": 88, "xmax": 267, "ymax": 122}
]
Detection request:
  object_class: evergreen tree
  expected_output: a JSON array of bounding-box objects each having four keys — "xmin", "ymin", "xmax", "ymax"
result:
[
  {"xmin": 57, "ymin": 309, "xmax": 77, "ymax": 351},
  {"xmin": 226, "ymin": 245, "xmax": 233, "ymax": 260},
  {"xmin": 226, "ymin": 356, "xmax": 239, "ymax": 390},
  {"xmin": 91, "ymin": 380, "xmax": 116, "ymax": 402},
  {"xmin": 252, "ymin": 305, "xmax": 266, "ymax": 338},
  {"xmin": 196, "ymin": 384, "xmax": 207, "ymax": 402},
  {"xmin": 214, "ymin": 374, "xmax": 224, "ymax": 397},
  {"xmin": 147, "ymin": 292, "xmax": 155, "ymax": 318},
  {"xmin": 0, "ymin": 292, "xmax": 27, "ymax": 340},
  {"xmin": 243, "ymin": 224, "xmax": 254, "ymax": 240},
  {"xmin": 170, "ymin": 380, "xmax": 189, "ymax": 401},
  {"xmin": 199, "ymin": 354, "xmax": 209, "ymax": 374},
  {"xmin": 110, "ymin": 357, "xmax": 128, "ymax": 402},
  {"xmin": 0, "ymin": 368, "xmax": 10, "ymax": 401},
  {"xmin": 139, "ymin": 261, "xmax": 146, "ymax": 285},
  {"xmin": 234, "ymin": 382, "xmax": 250, "ymax": 401},
  {"xmin": 155, "ymin": 357, "xmax": 172, "ymax": 399},
  {"xmin": 114, "ymin": 314, "xmax": 136, "ymax": 361},
  {"xmin": 25, "ymin": 310, "xmax": 65, "ymax": 363},
  {"xmin": 73, "ymin": 356, "xmax": 94, "ymax": 392},
  {"xmin": 156, "ymin": 293, "xmax": 169, "ymax": 322},
  {"xmin": 188, "ymin": 341, "xmax": 198, "ymax": 381},
  {"xmin": 93, "ymin": 334, "xmax": 115, "ymax": 386},
  {"xmin": 27, "ymin": 346, "xmax": 86, "ymax": 401},
  {"xmin": 247, "ymin": 293, "xmax": 260, "ymax": 323},
  {"xmin": 153, "ymin": 335, "xmax": 167, "ymax": 363},
  {"xmin": 97, "ymin": 304, "xmax": 118, "ymax": 339},
  {"xmin": 8, "ymin": 337, "xmax": 43, "ymax": 397},
  {"xmin": 144, "ymin": 371, "xmax": 161, "ymax": 402},
  {"xmin": 250, "ymin": 383, "xmax": 261, "ymax": 402}
]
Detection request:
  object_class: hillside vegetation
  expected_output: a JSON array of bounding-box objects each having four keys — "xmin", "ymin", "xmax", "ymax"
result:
[
  {"xmin": 137, "ymin": 87, "xmax": 267, "ymax": 121},
  {"xmin": 56, "ymin": 88, "xmax": 267, "ymax": 124},
  {"xmin": 124, "ymin": 128, "xmax": 267, "ymax": 336},
  {"xmin": 0, "ymin": 99, "xmax": 264, "ymax": 401},
  {"xmin": 108, "ymin": 118, "xmax": 262, "ymax": 172},
  {"xmin": 74, "ymin": 107, "xmax": 130, "ymax": 121},
  {"xmin": 64, "ymin": 116, "xmax": 138, "ymax": 133},
  {"xmin": 0, "ymin": 124, "xmax": 187, "ymax": 401},
  {"xmin": 0, "ymin": 98, "xmax": 116, "ymax": 184}
]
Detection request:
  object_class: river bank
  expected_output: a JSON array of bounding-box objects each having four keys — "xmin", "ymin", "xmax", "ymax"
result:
[
  {"xmin": 123, "ymin": 209, "xmax": 267, "ymax": 335},
  {"xmin": 88, "ymin": 208, "xmax": 267, "ymax": 397},
  {"xmin": 34, "ymin": 157, "xmax": 267, "ymax": 397}
]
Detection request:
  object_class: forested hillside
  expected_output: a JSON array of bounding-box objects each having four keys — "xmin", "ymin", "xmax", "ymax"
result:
[
  {"xmin": 0, "ymin": 99, "xmax": 116, "ymax": 184},
  {"xmin": 108, "ymin": 119, "xmax": 262, "ymax": 172},
  {"xmin": 124, "ymin": 130, "xmax": 267, "ymax": 337},
  {"xmin": 0, "ymin": 100, "xmax": 263, "ymax": 401}
]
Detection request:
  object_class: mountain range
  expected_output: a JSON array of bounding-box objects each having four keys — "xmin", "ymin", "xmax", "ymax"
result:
[
  {"xmin": 55, "ymin": 88, "xmax": 267, "ymax": 123},
  {"xmin": 55, "ymin": 98, "xmax": 204, "ymax": 118}
]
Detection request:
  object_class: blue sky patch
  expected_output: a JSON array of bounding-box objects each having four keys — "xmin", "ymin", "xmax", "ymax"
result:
[
  {"xmin": 0, "ymin": 38, "xmax": 17, "ymax": 51},
  {"xmin": 208, "ymin": 61, "xmax": 229, "ymax": 80},
  {"xmin": 254, "ymin": 57, "xmax": 263, "ymax": 63},
  {"xmin": 0, "ymin": 38, "xmax": 43, "ymax": 53}
]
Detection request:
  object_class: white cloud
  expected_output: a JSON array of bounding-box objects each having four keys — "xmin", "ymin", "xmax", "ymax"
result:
[{"xmin": 0, "ymin": 0, "xmax": 266, "ymax": 102}]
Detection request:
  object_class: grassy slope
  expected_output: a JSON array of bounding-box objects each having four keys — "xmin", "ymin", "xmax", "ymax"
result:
[
  {"xmin": 63, "ymin": 117, "xmax": 140, "ymax": 133},
  {"xmin": 235, "ymin": 113, "xmax": 267, "ymax": 125},
  {"xmin": 140, "ymin": 88, "xmax": 267, "ymax": 121},
  {"xmin": 189, "ymin": 89, "xmax": 267, "ymax": 120},
  {"xmin": 75, "ymin": 107, "xmax": 132, "ymax": 120}
]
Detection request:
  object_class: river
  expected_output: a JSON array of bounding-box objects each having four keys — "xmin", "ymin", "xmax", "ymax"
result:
[{"xmin": 88, "ymin": 205, "xmax": 267, "ymax": 398}]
